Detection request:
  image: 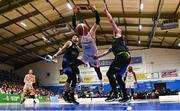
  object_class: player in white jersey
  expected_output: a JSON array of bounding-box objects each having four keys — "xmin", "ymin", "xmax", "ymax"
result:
[
  {"xmin": 72, "ymin": 5, "xmax": 103, "ymax": 90},
  {"xmin": 124, "ymin": 66, "xmax": 137, "ymax": 100},
  {"xmin": 20, "ymin": 69, "xmax": 36, "ymax": 104},
  {"xmin": 80, "ymin": 32, "xmax": 98, "ymax": 67}
]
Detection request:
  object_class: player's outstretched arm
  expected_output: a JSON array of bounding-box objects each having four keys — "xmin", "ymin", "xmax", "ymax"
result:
[
  {"xmin": 52, "ymin": 41, "xmax": 72, "ymax": 59},
  {"xmin": 89, "ymin": 4, "xmax": 100, "ymax": 39},
  {"xmin": 94, "ymin": 48, "xmax": 112, "ymax": 59},
  {"xmin": 104, "ymin": 4, "xmax": 122, "ymax": 37}
]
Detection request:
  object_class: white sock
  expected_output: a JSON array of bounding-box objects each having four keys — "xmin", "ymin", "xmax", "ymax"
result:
[{"xmin": 100, "ymin": 80, "xmax": 103, "ymax": 85}]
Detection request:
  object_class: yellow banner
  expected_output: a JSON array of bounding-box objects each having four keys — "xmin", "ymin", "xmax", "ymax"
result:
[
  {"xmin": 136, "ymin": 73, "xmax": 151, "ymax": 80},
  {"xmin": 59, "ymin": 75, "xmax": 68, "ymax": 83},
  {"xmin": 83, "ymin": 77, "xmax": 95, "ymax": 83}
]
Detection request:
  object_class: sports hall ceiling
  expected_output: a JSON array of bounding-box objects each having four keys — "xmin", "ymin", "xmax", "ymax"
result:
[{"xmin": 0, "ymin": 0, "xmax": 180, "ymax": 69}]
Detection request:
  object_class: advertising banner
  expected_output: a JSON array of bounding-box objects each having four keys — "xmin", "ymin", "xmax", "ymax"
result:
[
  {"xmin": 37, "ymin": 95, "xmax": 49, "ymax": 102},
  {"xmin": 160, "ymin": 69, "xmax": 178, "ymax": 78},
  {"xmin": 59, "ymin": 74, "xmax": 68, "ymax": 83},
  {"xmin": 0, "ymin": 94, "xmax": 21, "ymax": 103},
  {"xmin": 136, "ymin": 73, "xmax": 152, "ymax": 80}
]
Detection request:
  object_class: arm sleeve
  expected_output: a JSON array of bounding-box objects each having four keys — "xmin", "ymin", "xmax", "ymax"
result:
[
  {"xmin": 89, "ymin": 10, "xmax": 100, "ymax": 36},
  {"xmin": 93, "ymin": 10, "xmax": 100, "ymax": 25},
  {"xmin": 72, "ymin": 14, "xmax": 77, "ymax": 30}
]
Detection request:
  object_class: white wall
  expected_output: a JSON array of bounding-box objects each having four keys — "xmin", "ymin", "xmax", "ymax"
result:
[
  {"xmin": 144, "ymin": 48, "xmax": 180, "ymax": 73},
  {"xmin": 15, "ymin": 46, "xmax": 180, "ymax": 86},
  {"xmin": 15, "ymin": 56, "xmax": 63, "ymax": 86},
  {"xmin": 0, "ymin": 64, "xmax": 14, "ymax": 72}
]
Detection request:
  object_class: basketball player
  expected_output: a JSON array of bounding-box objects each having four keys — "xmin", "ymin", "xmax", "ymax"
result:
[
  {"xmin": 72, "ymin": 4, "xmax": 103, "ymax": 91},
  {"xmin": 124, "ymin": 66, "xmax": 137, "ymax": 100},
  {"xmin": 20, "ymin": 69, "xmax": 36, "ymax": 104},
  {"xmin": 52, "ymin": 35, "xmax": 81, "ymax": 105},
  {"xmin": 94, "ymin": 4, "xmax": 131, "ymax": 102}
]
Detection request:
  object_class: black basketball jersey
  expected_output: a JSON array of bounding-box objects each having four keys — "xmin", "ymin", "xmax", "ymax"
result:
[
  {"xmin": 111, "ymin": 36, "xmax": 129, "ymax": 56},
  {"xmin": 63, "ymin": 41, "xmax": 80, "ymax": 62}
]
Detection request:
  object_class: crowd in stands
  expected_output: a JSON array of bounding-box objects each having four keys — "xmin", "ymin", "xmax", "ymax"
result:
[
  {"xmin": 133, "ymin": 89, "xmax": 179, "ymax": 99},
  {"xmin": 1, "ymin": 78, "xmax": 178, "ymax": 99},
  {"xmin": 1, "ymin": 69, "xmax": 179, "ymax": 100},
  {"xmin": 76, "ymin": 86, "xmax": 180, "ymax": 99},
  {"xmin": 0, "ymin": 69, "xmax": 56, "ymax": 96},
  {"xmin": 0, "ymin": 80, "xmax": 56, "ymax": 96}
]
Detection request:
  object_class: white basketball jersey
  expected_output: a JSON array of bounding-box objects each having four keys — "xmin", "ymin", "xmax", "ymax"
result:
[
  {"xmin": 24, "ymin": 74, "xmax": 34, "ymax": 84},
  {"xmin": 81, "ymin": 33, "xmax": 97, "ymax": 56},
  {"xmin": 126, "ymin": 72, "xmax": 135, "ymax": 82}
]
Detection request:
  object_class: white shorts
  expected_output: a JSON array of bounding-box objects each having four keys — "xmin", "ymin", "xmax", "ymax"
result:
[
  {"xmin": 125, "ymin": 82, "xmax": 135, "ymax": 89},
  {"xmin": 78, "ymin": 54, "xmax": 100, "ymax": 67},
  {"xmin": 23, "ymin": 83, "xmax": 33, "ymax": 90}
]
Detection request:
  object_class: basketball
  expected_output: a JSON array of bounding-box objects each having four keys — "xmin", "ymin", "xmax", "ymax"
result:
[{"xmin": 75, "ymin": 23, "xmax": 89, "ymax": 36}]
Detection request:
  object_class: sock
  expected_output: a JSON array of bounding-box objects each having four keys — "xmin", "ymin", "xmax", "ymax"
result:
[{"xmin": 100, "ymin": 80, "xmax": 103, "ymax": 85}]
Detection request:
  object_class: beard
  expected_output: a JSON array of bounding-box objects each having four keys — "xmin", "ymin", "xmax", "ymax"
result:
[{"xmin": 73, "ymin": 40, "xmax": 78, "ymax": 43}]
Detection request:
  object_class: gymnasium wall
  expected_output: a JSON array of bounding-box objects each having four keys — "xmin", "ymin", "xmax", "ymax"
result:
[
  {"xmin": 15, "ymin": 59, "xmax": 62, "ymax": 86},
  {"xmin": 0, "ymin": 64, "xmax": 14, "ymax": 72},
  {"xmin": 15, "ymin": 46, "xmax": 180, "ymax": 91}
]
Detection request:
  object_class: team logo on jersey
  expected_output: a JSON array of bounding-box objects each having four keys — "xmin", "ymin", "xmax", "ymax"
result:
[{"xmin": 82, "ymin": 37, "xmax": 92, "ymax": 49}]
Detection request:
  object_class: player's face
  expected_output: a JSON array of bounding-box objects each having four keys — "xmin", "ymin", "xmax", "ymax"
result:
[
  {"xmin": 128, "ymin": 66, "xmax": 132, "ymax": 71},
  {"xmin": 29, "ymin": 69, "xmax": 33, "ymax": 74},
  {"xmin": 72, "ymin": 35, "xmax": 79, "ymax": 43}
]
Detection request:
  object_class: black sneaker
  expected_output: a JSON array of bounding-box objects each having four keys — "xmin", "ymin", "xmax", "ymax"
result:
[
  {"xmin": 33, "ymin": 100, "xmax": 36, "ymax": 104},
  {"xmin": 119, "ymin": 98, "xmax": 130, "ymax": 103},
  {"xmin": 105, "ymin": 91, "xmax": 118, "ymax": 102},
  {"xmin": 70, "ymin": 93, "xmax": 79, "ymax": 105},
  {"xmin": 71, "ymin": 99, "xmax": 79, "ymax": 105},
  {"xmin": 115, "ymin": 93, "xmax": 122, "ymax": 101},
  {"xmin": 63, "ymin": 92, "xmax": 71, "ymax": 103}
]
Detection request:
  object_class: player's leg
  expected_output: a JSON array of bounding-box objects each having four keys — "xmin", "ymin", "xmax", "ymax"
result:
[
  {"xmin": 131, "ymin": 88, "xmax": 134, "ymax": 100},
  {"xmin": 70, "ymin": 72, "xmax": 79, "ymax": 105},
  {"xmin": 20, "ymin": 87, "xmax": 27, "ymax": 104},
  {"xmin": 115, "ymin": 53, "xmax": 131, "ymax": 102},
  {"xmin": 94, "ymin": 67, "xmax": 102, "ymax": 81},
  {"xmin": 116, "ymin": 72, "xmax": 128, "ymax": 102},
  {"xmin": 63, "ymin": 66, "xmax": 73, "ymax": 103},
  {"xmin": 29, "ymin": 87, "xmax": 36, "ymax": 104},
  {"xmin": 89, "ymin": 59, "xmax": 103, "ymax": 92},
  {"xmin": 105, "ymin": 61, "xmax": 118, "ymax": 102},
  {"xmin": 69, "ymin": 64, "xmax": 80, "ymax": 105}
]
